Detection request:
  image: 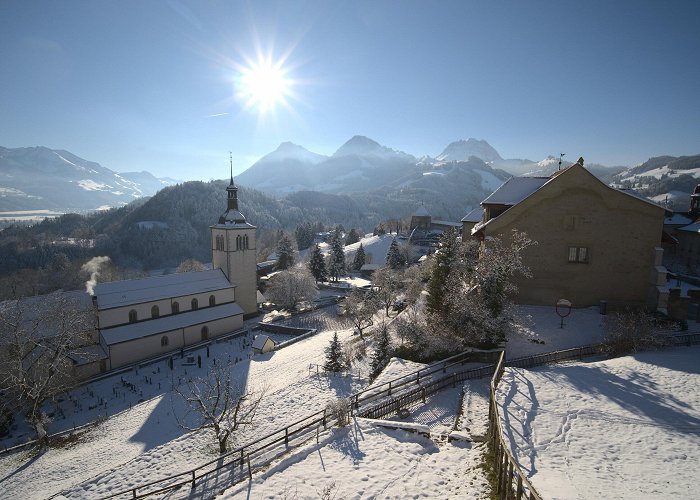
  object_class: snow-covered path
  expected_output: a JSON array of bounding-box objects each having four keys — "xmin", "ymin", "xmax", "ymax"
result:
[{"xmin": 497, "ymin": 345, "xmax": 700, "ymax": 499}]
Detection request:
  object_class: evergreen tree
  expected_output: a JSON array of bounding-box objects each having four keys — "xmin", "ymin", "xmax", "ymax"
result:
[
  {"xmin": 324, "ymin": 331, "xmax": 345, "ymax": 372},
  {"xmin": 345, "ymin": 228, "xmax": 360, "ymax": 246},
  {"xmin": 275, "ymin": 235, "xmax": 295, "ymax": 270},
  {"xmin": 294, "ymin": 222, "xmax": 314, "ymax": 251},
  {"xmin": 308, "ymin": 244, "xmax": 327, "ymax": 282},
  {"xmin": 426, "ymin": 228, "xmax": 459, "ymax": 315},
  {"xmin": 353, "ymin": 243, "xmax": 366, "ymax": 271},
  {"xmin": 386, "ymin": 238, "xmax": 406, "ymax": 269},
  {"xmin": 370, "ymin": 324, "xmax": 393, "ymax": 378},
  {"xmin": 328, "ymin": 232, "xmax": 346, "ymax": 281}
]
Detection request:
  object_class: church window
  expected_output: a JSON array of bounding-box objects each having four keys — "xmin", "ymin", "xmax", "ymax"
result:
[
  {"xmin": 236, "ymin": 235, "xmax": 242, "ymax": 250},
  {"xmin": 244, "ymin": 234, "xmax": 249, "ymax": 249},
  {"xmin": 191, "ymin": 298, "xmax": 199, "ymax": 310},
  {"xmin": 161, "ymin": 336, "xmax": 169, "ymax": 347},
  {"xmin": 128, "ymin": 309, "xmax": 137, "ymax": 323},
  {"xmin": 172, "ymin": 301, "xmax": 179, "ymax": 314},
  {"xmin": 151, "ymin": 305, "xmax": 159, "ymax": 319},
  {"xmin": 568, "ymin": 246, "xmax": 589, "ymax": 263},
  {"xmin": 216, "ymin": 234, "xmax": 225, "ymax": 251},
  {"xmin": 201, "ymin": 326, "xmax": 209, "ymax": 341},
  {"xmin": 209, "ymin": 294, "xmax": 216, "ymax": 307}
]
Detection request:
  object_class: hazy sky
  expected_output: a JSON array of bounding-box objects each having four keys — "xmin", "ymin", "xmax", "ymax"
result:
[{"xmin": 1, "ymin": 0, "xmax": 699, "ymax": 181}]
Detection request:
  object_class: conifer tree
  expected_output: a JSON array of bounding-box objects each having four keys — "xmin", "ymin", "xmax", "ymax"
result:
[
  {"xmin": 386, "ymin": 238, "xmax": 405, "ymax": 269},
  {"xmin": 370, "ymin": 324, "xmax": 393, "ymax": 378},
  {"xmin": 324, "ymin": 331, "xmax": 345, "ymax": 372},
  {"xmin": 426, "ymin": 228, "xmax": 459, "ymax": 315},
  {"xmin": 353, "ymin": 243, "xmax": 366, "ymax": 271},
  {"xmin": 345, "ymin": 228, "xmax": 360, "ymax": 246},
  {"xmin": 275, "ymin": 235, "xmax": 295, "ymax": 270},
  {"xmin": 328, "ymin": 232, "xmax": 346, "ymax": 281},
  {"xmin": 308, "ymin": 244, "xmax": 327, "ymax": 282}
]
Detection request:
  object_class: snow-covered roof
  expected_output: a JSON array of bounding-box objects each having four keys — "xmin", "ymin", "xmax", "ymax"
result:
[
  {"xmin": 664, "ymin": 212, "xmax": 694, "ymax": 226},
  {"xmin": 210, "ymin": 220, "xmax": 256, "ymax": 230},
  {"xmin": 94, "ymin": 269, "xmax": 233, "ymax": 310},
  {"xmin": 461, "ymin": 207, "xmax": 483, "ymax": 223},
  {"xmin": 432, "ymin": 220, "xmax": 462, "ymax": 227},
  {"xmin": 678, "ymin": 222, "xmax": 700, "ymax": 234},
  {"xmin": 413, "ymin": 205, "xmax": 430, "ymax": 217},
  {"xmin": 252, "ymin": 334, "xmax": 274, "ymax": 350},
  {"xmin": 100, "ymin": 302, "xmax": 243, "ymax": 345},
  {"xmin": 66, "ymin": 344, "xmax": 109, "ymax": 365},
  {"xmin": 481, "ymin": 177, "xmax": 549, "ymax": 206}
]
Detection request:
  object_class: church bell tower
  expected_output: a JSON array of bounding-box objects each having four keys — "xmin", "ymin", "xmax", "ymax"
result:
[{"xmin": 211, "ymin": 154, "xmax": 257, "ymax": 315}]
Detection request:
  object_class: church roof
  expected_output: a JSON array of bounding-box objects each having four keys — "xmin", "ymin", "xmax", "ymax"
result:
[
  {"xmin": 94, "ymin": 269, "xmax": 233, "ymax": 310},
  {"xmin": 100, "ymin": 302, "xmax": 243, "ymax": 345},
  {"xmin": 414, "ymin": 205, "xmax": 430, "ymax": 217}
]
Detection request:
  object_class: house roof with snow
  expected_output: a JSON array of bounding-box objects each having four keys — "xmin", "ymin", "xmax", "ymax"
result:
[
  {"xmin": 94, "ymin": 269, "xmax": 234, "ymax": 310},
  {"xmin": 100, "ymin": 302, "xmax": 243, "ymax": 345},
  {"xmin": 414, "ymin": 205, "xmax": 430, "ymax": 217},
  {"xmin": 481, "ymin": 177, "xmax": 549, "ymax": 206},
  {"xmin": 461, "ymin": 207, "xmax": 483, "ymax": 223},
  {"xmin": 665, "ymin": 212, "xmax": 695, "ymax": 226},
  {"xmin": 252, "ymin": 334, "xmax": 275, "ymax": 351},
  {"xmin": 432, "ymin": 220, "xmax": 462, "ymax": 227}
]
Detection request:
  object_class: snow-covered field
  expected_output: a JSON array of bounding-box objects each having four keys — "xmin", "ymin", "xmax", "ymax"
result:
[
  {"xmin": 506, "ymin": 305, "xmax": 606, "ymax": 358},
  {"xmin": 497, "ymin": 345, "xmax": 700, "ymax": 499}
]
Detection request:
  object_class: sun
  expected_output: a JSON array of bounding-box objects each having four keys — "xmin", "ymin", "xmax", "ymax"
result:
[{"xmin": 235, "ymin": 57, "xmax": 292, "ymax": 114}]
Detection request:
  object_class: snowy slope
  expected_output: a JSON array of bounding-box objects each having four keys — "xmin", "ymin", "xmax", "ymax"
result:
[{"xmin": 497, "ymin": 346, "xmax": 700, "ymax": 499}]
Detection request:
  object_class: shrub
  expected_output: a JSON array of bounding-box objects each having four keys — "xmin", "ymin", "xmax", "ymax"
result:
[{"xmin": 603, "ymin": 309, "xmax": 669, "ymax": 356}]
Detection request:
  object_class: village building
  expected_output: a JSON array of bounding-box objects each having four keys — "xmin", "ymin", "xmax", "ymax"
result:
[
  {"xmin": 77, "ymin": 167, "xmax": 257, "ymax": 373},
  {"xmin": 469, "ymin": 158, "xmax": 667, "ymax": 310},
  {"xmin": 251, "ymin": 334, "xmax": 276, "ymax": 354},
  {"xmin": 408, "ymin": 204, "xmax": 462, "ymax": 248}
]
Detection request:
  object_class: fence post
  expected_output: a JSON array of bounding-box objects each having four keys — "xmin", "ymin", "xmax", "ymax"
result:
[
  {"xmin": 240, "ymin": 448, "xmax": 244, "ymax": 469},
  {"xmin": 388, "ymin": 381, "xmax": 391, "ymax": 396},
  {"xmin": 422, "ymin": 387, "xmax": 426, "ymax": 403},
  {"xmin": 322, "ymin": 408, "xmax": 327, "ymax": 428},
  {"xmin": 132, "ymin": 488, "xmax": 137, "ymax": 499},
  {"xmin": 191, "ymin": 470, "xmax": 196, "ymax": 488},
  {"xmin": 247, "ymin": 454, "xmax": 252, "ymax": 480},
  {"xmin": 285, "ymin": 427, "xmax": 289, "ymax": 447},
  {"xmin": 355, "ymin": 395, "xmax": 359, "ymax": 409}
]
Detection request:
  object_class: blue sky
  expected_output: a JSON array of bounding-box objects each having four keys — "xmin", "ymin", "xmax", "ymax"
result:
[{"xmin": 1, "ymin": 0, "xmax": 699, "ymax": 181}]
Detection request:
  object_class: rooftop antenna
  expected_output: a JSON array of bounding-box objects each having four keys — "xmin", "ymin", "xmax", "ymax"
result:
[
  {"xmin": 559, "ymin": 153, "xmax": 566, "ymax": 171},
  {"xmin": 229, "ymin": 151, "xmax": 233, "ymax": 184}
]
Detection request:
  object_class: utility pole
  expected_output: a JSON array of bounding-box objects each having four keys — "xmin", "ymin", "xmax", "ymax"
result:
[{"xmin": 559, "ymin": 153, "xmax": 566, "ymax": 171}]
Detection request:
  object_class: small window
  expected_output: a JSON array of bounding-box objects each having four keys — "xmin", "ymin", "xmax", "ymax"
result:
[
  {"xmin": 209, "ymin": 294, "xmax": 216, "ymax": 307},
  {"xmin": 129, "ymin": 309, "xmax": 137, "ymax": 323},
  {"xmin": 161, "ymin": 336, "xmax": 169, "ymax": 347},
  {"xmin": 151, "ymin": 305, "xmax": 159, "ymax": 319},
  {"xmin": 215, "ymin": 234, "xmax": 225, "ymax": 251},
  {"xmin": 568, "ymin": 246, "xmax": 589, "ymax": 263},
  {"xmin": 172, "ymin": 301, "xmax": 179, "ymax": 314},
  {"xmin": 201, "ymin": 326, "xmax": 209, "ymax": 341},
  {"xmin": 191, "ymin": 298, "xmax": 199, "ymax": 310}
]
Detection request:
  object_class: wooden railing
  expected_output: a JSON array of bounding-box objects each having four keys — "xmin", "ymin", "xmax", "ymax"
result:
[{"xmin": 489, "ymin": 351, "xmax": 542, "ymax": 500}]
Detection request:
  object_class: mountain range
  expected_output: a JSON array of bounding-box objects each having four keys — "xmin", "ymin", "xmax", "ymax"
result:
[{"xmin": 0, "ymin": 146, "xmax": 178, "ymax": 212}]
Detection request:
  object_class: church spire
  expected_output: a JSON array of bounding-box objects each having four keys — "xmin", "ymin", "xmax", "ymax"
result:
[{"xmin": 219, "ymin": 152, "xmax": 246, "ymax": 224}]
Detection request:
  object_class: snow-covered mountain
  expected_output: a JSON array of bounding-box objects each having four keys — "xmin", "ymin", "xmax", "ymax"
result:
[
  {"xmin": 436, "ymin": 138, "xmax": 503, "ymax": 163},
  {"xmin": 0, "ymin": 146, "xmax": 178, "ymax": 212},
  {"xmin": 611, "ymin": 154, "xmax": 700, "ymax": 210}
]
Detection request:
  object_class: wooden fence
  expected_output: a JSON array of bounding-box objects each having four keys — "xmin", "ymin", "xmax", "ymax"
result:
[{"xmin": 96, "ymin": 334, "xmax": 700, "ymax": 499}]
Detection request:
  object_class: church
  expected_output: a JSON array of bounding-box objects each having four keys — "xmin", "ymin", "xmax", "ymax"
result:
[{"xmin": 85, "ymin": 171, "xmax": 257, "ymax": 373}]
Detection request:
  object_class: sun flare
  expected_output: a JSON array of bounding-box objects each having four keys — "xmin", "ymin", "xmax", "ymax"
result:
[{"xmin": 235, "ymin": 57, "xmax": 292, "ymax": 114}]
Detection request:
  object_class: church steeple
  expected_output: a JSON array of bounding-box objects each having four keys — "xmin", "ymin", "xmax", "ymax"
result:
[{"xmin": 219, "ymin": 153, "xmax": 246, "ymax": 224}]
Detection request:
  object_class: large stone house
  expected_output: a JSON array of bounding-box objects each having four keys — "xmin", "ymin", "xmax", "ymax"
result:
[{"xmin": 469, "ymin": 158, "xmax": 666, "ymax": 310}]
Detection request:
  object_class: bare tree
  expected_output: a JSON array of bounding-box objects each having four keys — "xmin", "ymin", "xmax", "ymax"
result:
[
  {"xmin": 603, "ymin": 309, "xmax": 668, "ymax": 356},
  {"xmin": 174, "ymin": 362, "xmax": 265, "ymax": 454},
  {"xmin": 0, "ymin": 291, "xmax": 96, "ymax": 447},
  {"xmin": 372, "ymin": 267, "xmax": 401, "ymax": 316},
  {"xmin": 266, "ymin": 265, "xmax": 319, "ymax": 310},
  {"xmin": 343, "ymin": 290, "xmax": 378, "ymax": 340},
  {"xmin": 176, "ymin": 258, "xmax": 207, "ymax": 273}
]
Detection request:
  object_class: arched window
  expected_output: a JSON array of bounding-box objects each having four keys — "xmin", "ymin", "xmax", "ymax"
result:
[
  {"xmin": 191, "ymin": 298, "xmax": 199, "ymax": 311},
  {"xmin": 201, "ymin": 326, "xmax": 209, "ymax": 341},
  {"xmin": 161, "ymin": 336, "xmax": 169, "ymax": 347},
  {"xmin": 172, "ymin": 301, "xmax": 179, "ymax": 314},
  {"xmin": 215, "ymin": 234, "xmax": 225, "ymax": 251},
  {"xmin": 209, "ymin": 294, "xmax": 216, "ymax": 307},
  {"xmin": 128, "ymin": 309, "xmax": 137, "ymax": 323},
  {"xmin": 243, "ymin": 234, "xmax": 249, "ymax": 249},
  {"xmin": 151, "ymin": 305, "xmax": 159, "ymax": 319},
  {"xmin": 236, "ymin": 235, "xmax": 242, "ymax": 250}
]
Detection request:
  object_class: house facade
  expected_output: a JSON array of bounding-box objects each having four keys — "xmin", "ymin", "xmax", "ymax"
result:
[{"xmin": 471, "ymin": 159, "xmax": 666, "ymax": 309}]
